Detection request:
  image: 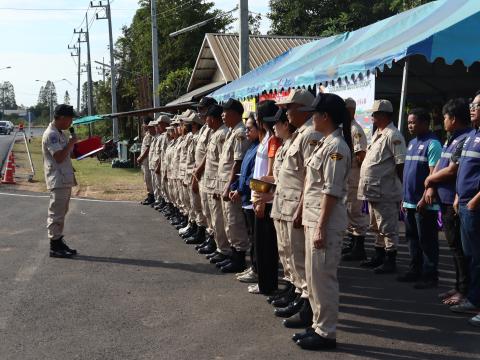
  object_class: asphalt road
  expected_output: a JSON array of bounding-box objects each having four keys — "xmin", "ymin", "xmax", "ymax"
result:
[
  {"xmin": 0, "ymin": 190, "xmax": 479, "ymax": 360},
  {"xmin": 0, "ymin": 128, "xmax": 45, "ymax": 169}
]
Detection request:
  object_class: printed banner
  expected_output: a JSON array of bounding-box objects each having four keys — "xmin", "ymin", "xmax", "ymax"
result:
[
  {"xmin": 242, "ymin": 99, "xmax": 257, "ymax": 118},
  {"xmin": 319, "ymin": 75, "xmax": 375, "ymax": 141},
  {"xmin": 259, "ymin": 90, "xmax": 291, "ymax": 103}
]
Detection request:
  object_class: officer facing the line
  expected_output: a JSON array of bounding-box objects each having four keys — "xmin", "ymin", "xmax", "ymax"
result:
[{"xmin": 42, "ymin": 104, "xmax": 78, "ymax": 258}]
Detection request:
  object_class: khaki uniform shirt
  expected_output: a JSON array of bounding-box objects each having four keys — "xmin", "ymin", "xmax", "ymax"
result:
[
  {"xmin": 155, "ymin": 133, "xmax": 168, "ymax": 172},
  {"xmin": 42, "ymin": 122, "xmax": 77, "ymax": 190},
  {"xmin": 141, "ymin": 133, "xmax": 152, "ymax": 165},
  {"xmin": 166, "ymin": 139, "xmax": 178, "ymax": 180},
  {"xmin": 204, "ymin": 125, "xmax": 229, "ymax": 194},
  {"xmin": 271, "ymin": 119, "xmax": 323, "ymax": 221},
  {"xmin": 195, "ymin": 125, "xmax": 212, "ymax": 166},
  {"xmin": 302, "ymin": 128, "xmax": 351, "ymax": 228},
  {"xmin": 148, "ymin": 134, "xmax": 160, "ymax": 170},
  {"xmin": 185, "ymin": 132, "xmax": 199, "ymax": 185},
  {"xmin": 172, "ymin": 136, "xmax": 184, "ymax": 180},
  {"xmin": 349, "ymin": 119, "xmax": 368, "ymax": 190},
  {"xmin": 178, "ymin": 133, "xmax": 192, "ymax": 182},
  {"xmin": 217, "ymin": 121, "xmax": 250, "ymax": 194},
  {"xmin": 273, "ymin": 138, "xmax": 292, "ymax": 184},
  {"xmin": 358, "ymin": 122, "xmax": 407, "ymax": 202}
]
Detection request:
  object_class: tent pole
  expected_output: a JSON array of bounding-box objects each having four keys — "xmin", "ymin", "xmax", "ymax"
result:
[{"xmin": 398, "ymin": 58, "xmax": 409, "ymax": 131}]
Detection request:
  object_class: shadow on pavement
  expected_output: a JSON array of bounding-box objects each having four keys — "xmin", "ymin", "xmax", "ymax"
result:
[{"xmin": 71, "ymin": 254, "xmax": 222, "ymax": 275}]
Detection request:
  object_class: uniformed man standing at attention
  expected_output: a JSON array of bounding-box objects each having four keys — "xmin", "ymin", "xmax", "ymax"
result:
[
  {"xmin": 272, "ymin": 89, "xmax": 322, "ymax": 329},
  {"xmin": 358, "ymin": 100, "xmax": 407, "ymax": 274},
  {"xmin": 42, "ymin": 104, "xmax": 78, "ymax": 258},
  {"xmin": 342, "ymin": 98, "xmax": 369, "ymax": 261},
  {"xmin": 137, "ymin": 117, "xmax": 155, "ymax": 205},
  {"xmin": 214, "ymin": 99, "xmax": 251, "ymax": 273}
]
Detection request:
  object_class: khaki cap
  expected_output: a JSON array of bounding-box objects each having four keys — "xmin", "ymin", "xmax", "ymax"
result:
[
  {"xmin": 166, "ymin": 126, "xmax": 175, "ymax": 131},
  {"xmin": 182, "ymin": 112, "xmax": 204, "ymax": 125},
  {"xmin": 369, "ymin": 99, "xmax": 393, "ymax": 113},
  {"xmin": 275, "ymin": 89, "xmax": 315, "ymax": 107},
  {"xmin": 147, "ymin": 120, "xmax": 157, "ymax": 127},
  {"xmin": 157, "ymin": 115, "xmax": 171, "ymax": 124},
  {"xmin": 179, "ymin": 109, "xmax": 194, "ymax": 120}
]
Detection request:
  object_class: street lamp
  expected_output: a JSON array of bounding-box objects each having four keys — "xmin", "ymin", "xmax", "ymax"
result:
[
  {"xmin": 35, "ymin": 79, "xmax": 72, "ymax": 121},
  {"xmin": 0, "ymin": 66, "xmax": 12, "ymax": 119}
]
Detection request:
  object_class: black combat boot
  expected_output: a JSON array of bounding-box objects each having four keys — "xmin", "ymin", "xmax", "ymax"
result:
[
  {"xmin": 141, "ymin": 193, "xmax": 154, "ymax": 205},
  {"xmin": 374, "ymin": 250, "xmax": 397, "ymax": 274},
  {"xmin": 274, "ymin": 294, "xmax": 304, "ymax": 318},
  {"xmin": 220, "ymin": 248, "xmax": 246, "ymax": 273},
  {"xmin": 283, "ymin": 300, "xmax": 313, "ymax": 328},
  {"xmin": 186, "ymin": 226, "xmax": 206, "ymax": 245},
  {"xmin": 50, "ymin": 237, "xmax": 76, "ymax": 258},
  {"xmin": 360, "ymin": 246, "xmax": 385, "ymax": 268},
  {"xmin": 342, "ymin": 236, "xmax": 366, "ymax": 261}
]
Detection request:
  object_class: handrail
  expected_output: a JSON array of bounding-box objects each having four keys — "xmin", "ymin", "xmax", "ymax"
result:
[{"xmin": 0, "ymin": 131, "xmax": 18, "ymax": 176}]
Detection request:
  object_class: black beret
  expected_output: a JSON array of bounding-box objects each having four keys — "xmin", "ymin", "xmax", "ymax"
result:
[
  {"xmin": 222, "ymin": 98, "xmax": 244, "ymax": 116},
  {"xmin": 205, "ymin": 104, "xmax": 224, "ymax": 119},
  {"xmin": 54, "ymin": 104, "xmax": 76, "ymax": 117}
]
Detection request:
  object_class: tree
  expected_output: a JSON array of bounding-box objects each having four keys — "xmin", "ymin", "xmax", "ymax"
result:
[
  {"xmin": 157, "ymin": 68, "xmax": 192, "ymax": 105},
  {"xmin": 0, "ymin": 81, "xmax": 17, "ymax": 110},
  {"xmin": 249, "ymin": 13, "xmax": 262, "ymax": 35},
  {"xmin": 267, "ymin": 0, "xmax": 433, "ymax": 37},
  {"xmin": 64, "ymin": 90, "xmax": 71, "ymax": 105},
  {"xmin": 36, "ymin": 81, "xmax": 58, "ymax": 108},
  {"xmin": 114, "ymin": 0, "xmax": 234, "ymax": 109}
]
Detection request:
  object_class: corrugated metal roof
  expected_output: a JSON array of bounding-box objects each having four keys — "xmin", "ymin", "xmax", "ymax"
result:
[{"xmin": 187, "ymin": 33, "xmax": 319, "ymax": 92}]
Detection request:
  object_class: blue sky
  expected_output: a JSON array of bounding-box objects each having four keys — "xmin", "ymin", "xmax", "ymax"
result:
[{"xmin": 0, "ymin": 0, "xmax": 271, "ymax": 107}]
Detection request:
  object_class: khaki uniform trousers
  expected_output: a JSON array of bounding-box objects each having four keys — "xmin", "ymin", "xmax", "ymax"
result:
[
  {"xmin": 274, "ymin": 219, "xmax": 293, "ymax": 283},
  {"xmin": 277, "ymin": 220, "xmax": 308, "ymax": 298},
  {"xmin": 151, "ymin": 171, "xmax": 161, "ymax": 201},
  {"xmin": 369, "ymin": 201, "xmax": 400, "ymax": 250},
  {"xmin": 221, "ymin": 200, "xmax": 250, "ymax": 252},
  {"xmin": 207, "ymin": 194, "xmax": 230, "ymax": 254},
  {"xmin": 181, "ymin": 183, "xmax": 192, "ymax": 218},
  {"xmin": 200, "ymin": 181, "xmax": 213, "ymax": 234},
  {"xmin": 191, "ymin": 188, "xmax": 207, "ymax": 227},
  {"xmin": 142, "ymin": 161, "xmax": 153, "ymax": 194},
  {"xmin": 47, "ymin": 187, "xmax": 72, "ymax": 240},
  {"xmin": 347, "ymin": 185, "xmax": 368, "ymax": 236},
  {"xmin": 305, "ymin": 226, "xmax": 342, "ymax": 339}
]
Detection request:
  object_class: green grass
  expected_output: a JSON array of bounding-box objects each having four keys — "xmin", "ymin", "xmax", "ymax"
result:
[{"xmin": 13, "ymin": 137, "xmax": 145, "ymax": 201}]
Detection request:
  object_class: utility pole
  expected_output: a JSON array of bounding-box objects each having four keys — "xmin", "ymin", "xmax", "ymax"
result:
[
  {"xmin": 91, "ymin": 0, "xmax": 119, "ymax": 141},
  {"xmin": 74, "ymin": 15, "xmax": 93, "ymax": 136},
  {"xmin": 239, "ymin": 0, "xmax": 249, "ymax": 76},
  {"xmin": 68, "ymin": 41, "xmax": 81, "ymax": 113},
  {"xmin": 151, "ymin": 0, "xmax": 160, "ymax": 112}
]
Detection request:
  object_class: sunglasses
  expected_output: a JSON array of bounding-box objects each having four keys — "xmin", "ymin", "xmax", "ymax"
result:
[{"xmin": 469, "ymin": 103, "xmax": 480, "ymax": 110}]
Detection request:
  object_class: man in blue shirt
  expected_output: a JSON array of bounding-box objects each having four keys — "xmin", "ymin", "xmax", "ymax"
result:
[
  {"xmin": 451, "ymin": 91, "xmax": 480, "ymax": 327},
  {"xmin": 398, "ymin": 108, "xmax": 442, "ymax": 289}
]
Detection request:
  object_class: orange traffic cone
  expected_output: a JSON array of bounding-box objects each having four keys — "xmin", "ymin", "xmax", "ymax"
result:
[{"xmin": 2, "ymin": 151, "xmax": 16, "ymax": 184}]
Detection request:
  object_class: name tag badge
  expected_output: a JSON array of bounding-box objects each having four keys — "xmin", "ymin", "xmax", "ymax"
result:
[
  {"xmin": 418, "ymin": 144, "xmax": 425, "ymax": 150},
  {"xmin": 474, "ymin": 137, "xmax": 480, "ymax": 143}
]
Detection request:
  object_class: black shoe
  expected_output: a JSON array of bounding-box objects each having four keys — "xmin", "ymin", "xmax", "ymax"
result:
[
  {"xmin": 374, "ymin": 250, "xmax": 397, "ymax": 274},
  {"xmin": 216, "ymin": 258, "xmax": 232, "ymax": 268},
  {"xmin": 414, "ymin": 277, "xmax": 438, "ymax": 289},
  {"xmin": 360, "ymin": 247, "xmax": 385, "ymax": 268},
  {"xmin": 195, "ymin": 238, "xmax": 210, "ymax": 250},
  {"xmin": 296, "ymin": 333, "xmax": 336, "ymax": 350},
  {"xmin": 210, "ymin": 252, "xmax": 228, "ymax": 264},
  {"xmin": 220, "ymin": 249, "xmax": 246, "ymax": 273},
  {"xmin": 186, "ymin": 226, "xmax": 206, "ymax": 245},
  {"xmin": 181, "ymin": 223, "xmax": 198, "ymax": 239},
  {"xmin": 342, "ymin": 236, "xmax": 366, "ymax": 261},
  {"xmin": 50, "ymin": 237, "xmax": 77, "ymax": 256},
  {"xmin": 206, "ymin": 251, "xmax": 219, "ymax": 260},
  {"xmin": 274, "ymin": 296, "xmax": 304, "ymax": 318},
  {"xmin": 267, "ymin": 283, "xmax": 294, "ymax": 303},
  {"xmin": 292, "ymin": 328, "xmax": 315, "ymax": 342},
  {"xmin": 396, "ymin": 271, "xmax": 421, "ymax": 282},
  {"xmin": 49, "ymin": 248, "xmax": 74, "ymax": 258},
  {"xmin": 198, "ymin": 243, "xmax": 216, "ymax": 255},
  {"xmin": 272, "ymin": 290, "xmax": 297, "ymax": 308},
  {"xmin": 283, "ymin": 300, "xmax": 313, "ymax": 328},
  {"xmin": 141, "ymin": 194, "xmax": 154, "ymax": 205}
]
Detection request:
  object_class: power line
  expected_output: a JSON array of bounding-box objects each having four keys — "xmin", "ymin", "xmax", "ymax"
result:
[{"xmin": 0, "ymin": 7, "xmax": 134, "ymax": 11}]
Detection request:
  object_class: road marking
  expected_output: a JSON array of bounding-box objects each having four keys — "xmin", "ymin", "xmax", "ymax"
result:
[{"xmin": 0, "ymin": 191, "xmax": 137, "ymax": 204}]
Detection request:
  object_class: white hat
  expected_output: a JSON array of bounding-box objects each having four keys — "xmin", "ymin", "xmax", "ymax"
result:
[{"xmin": 275, "ymin": 89, "xmax": 315, "ymax": 107}]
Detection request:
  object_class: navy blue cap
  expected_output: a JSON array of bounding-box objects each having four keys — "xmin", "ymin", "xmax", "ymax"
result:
[
  {"xmin": 54, "ymin": 104, "xmax": 77, "ymax": 117},
  {"xmin": 205, "ymin": 104, "xmax": 223, "ymax": 119},
  {"xmin": 222, "ymin": 98, "xmax": 244, "ymax": 116}
]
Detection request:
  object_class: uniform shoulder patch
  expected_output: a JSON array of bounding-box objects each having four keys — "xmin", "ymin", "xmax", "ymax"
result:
[
  {"xmin": 49, "ymin": 133, "xmax": 58, "ymax": 144},
  {"xmin": 309, "ymin": 140, "xmax": 319, "ymax": 146},
  {"xmin": 236, "ymin": 134, "xmax": 246, "ymax": 141},
  {"xmin": 330, "ymin": 153, "xmax": 344, "ymax": 160},
  {"xmin": 354, "ymin": 133, "xmax": 362, "ymax": 139}
]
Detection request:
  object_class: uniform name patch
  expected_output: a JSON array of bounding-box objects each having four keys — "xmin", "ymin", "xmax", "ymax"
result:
[
  {"xmin": 330, "ymin": 153, "xmax": 343, "ymax": 160},
  {"xmin": 309, "ymin": 140, "xmax": 318, "ymax": 146}
]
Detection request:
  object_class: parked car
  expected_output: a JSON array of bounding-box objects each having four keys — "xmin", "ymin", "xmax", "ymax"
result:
[{"xmin": 0, "ymin": 121, "xmax": 14, "ymax": 135}]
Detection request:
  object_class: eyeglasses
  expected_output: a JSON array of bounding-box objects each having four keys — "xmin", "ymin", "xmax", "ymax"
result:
[{"xmin": 470, "ymin": 103, "xmax": 480, "ymax": 110}]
